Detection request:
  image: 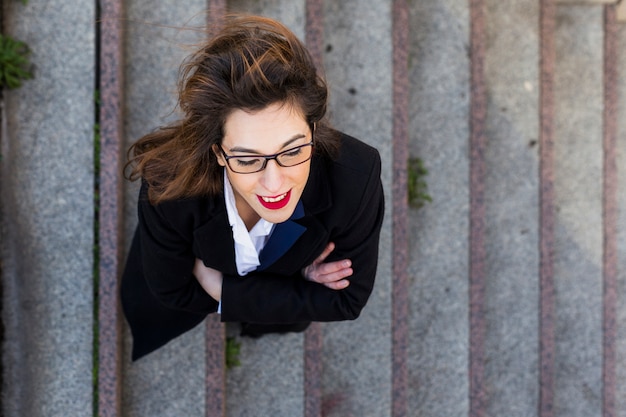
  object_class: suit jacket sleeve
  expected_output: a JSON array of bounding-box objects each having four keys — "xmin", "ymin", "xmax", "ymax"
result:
[
  {"xmin": 220, "ymin": 148, "xmax": 384, "ymax": 323},
  {"xmin": 137, "ymin": 184, "xmax": 219, "ymax": 314}
]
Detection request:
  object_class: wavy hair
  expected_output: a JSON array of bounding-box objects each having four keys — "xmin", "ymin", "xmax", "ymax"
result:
[{"xmin": 126, "ymin": 15, "xmax": 339, "ymax": 204}]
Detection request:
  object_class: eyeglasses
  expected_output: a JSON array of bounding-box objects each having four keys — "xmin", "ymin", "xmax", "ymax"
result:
[{"xmin": 218, "ymin": 141, "xmax": 314, "ymax": 174}]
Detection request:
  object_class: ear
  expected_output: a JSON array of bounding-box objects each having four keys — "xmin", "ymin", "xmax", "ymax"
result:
[{"xmin": 212, "ymin": 144, "xmax": 226, "ymax": 167}]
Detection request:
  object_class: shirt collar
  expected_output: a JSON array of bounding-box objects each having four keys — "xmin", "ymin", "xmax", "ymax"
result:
[{"xmin": 223, "ymin": 170, "xmax": 274, "ymax": 238}]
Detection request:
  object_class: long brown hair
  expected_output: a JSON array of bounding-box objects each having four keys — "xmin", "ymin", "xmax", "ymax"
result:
[{"xmin": 126, "ymin": 15, "xmax": 339, "ymax": 204}]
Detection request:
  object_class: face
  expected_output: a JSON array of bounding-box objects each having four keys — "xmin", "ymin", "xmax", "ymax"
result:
[{"xmin": 215, "ymin": 102, "xmax": 312, "ymax": 227}]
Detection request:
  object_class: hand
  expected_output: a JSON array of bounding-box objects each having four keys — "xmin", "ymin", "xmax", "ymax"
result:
[
  {"xmin": 302, "ymin": 242, "xmax": 352, "ymax": 290},
  {"xmin": 193, "ymin": 258, "xmax": 223, "ymax": 302}
]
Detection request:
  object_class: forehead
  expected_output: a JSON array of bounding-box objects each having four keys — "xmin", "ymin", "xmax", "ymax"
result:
[{"xmin": 222, "ymin": 102, "xmax": 309, "ymax": 151}]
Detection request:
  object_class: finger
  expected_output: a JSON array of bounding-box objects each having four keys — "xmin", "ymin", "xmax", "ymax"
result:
[
  {"xmin": 312, "ymin": 259, "xmax": 351, "ymax": 279},
  {"xmin": 311, "ymin": 266, "xmax": 353, "ymax": 285},
  {"xmin": 313, "ymin": 242, "xmax": 335, "ymax": 264},
  {"xmin": 324, "ymin": 279, "xmax": 350, "ymax": 291}
]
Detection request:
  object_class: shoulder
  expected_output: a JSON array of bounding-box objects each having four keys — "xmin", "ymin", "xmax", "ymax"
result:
[
  {"xmin": 333, "ymin": 132, "xmax": 382, "ymax": 175},
  {"xmin": 138, "ymin": 180, "xmax": 223, "ymax": 236},
  {"xmin": 315, "ymin": 132, "xmax": 381, "ymax": 189},
  {"xmin": 305, "ymin": 131, "xmax": 383, "ymax": 222},
  {"xmin": 329, "ymin": 132, "xmax": 382, "ymax": 198}
]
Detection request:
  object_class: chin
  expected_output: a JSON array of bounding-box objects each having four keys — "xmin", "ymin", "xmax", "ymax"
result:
[
  {"xmin": 258, "ymin": 202, "xmax": 297, "ymax": 224},
  {"xmin": 261, "ymin": 209, "xmax": 293, "ymax": 224}
]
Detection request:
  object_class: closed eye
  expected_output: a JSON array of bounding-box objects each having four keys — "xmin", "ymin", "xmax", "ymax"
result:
[
  {"xmin": 282, "ymin": 148, "xmax": 303, "ymax": 157},
  {"xmin": 234, "ymin": 157, "xmax": 262, "ymax": 167}
]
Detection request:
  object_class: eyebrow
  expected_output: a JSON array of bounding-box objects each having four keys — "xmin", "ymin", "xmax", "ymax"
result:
[{"xmin": 227, "ymin": 134, "xmax": 307, "ymax": 154}]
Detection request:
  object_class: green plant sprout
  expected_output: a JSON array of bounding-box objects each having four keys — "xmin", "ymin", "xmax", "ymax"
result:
[
  {"xmin": 0, "ymin": 34, "xmax": 33, "ymax": 89},
  {"xmin": 408, "ymin": 157, "xmax": 432, "ymax": 209},
  {"xmin": 226, "ymin": 337, "xmax": 241, "ymax": 369}
]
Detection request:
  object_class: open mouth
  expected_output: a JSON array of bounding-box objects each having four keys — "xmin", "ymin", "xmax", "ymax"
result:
[{"xmin": 257, "ymin": 190, "xmax": 291, "ymax": 210}]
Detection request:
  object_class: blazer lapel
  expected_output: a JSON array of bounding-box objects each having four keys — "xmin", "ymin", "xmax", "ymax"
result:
[
  {"xmin": 258, "ymin": 214, "xmax": 329, "ymax": 275},
  {"xmin": 258, "ymin": 201, "xmax": 306, "ymax": 270}
]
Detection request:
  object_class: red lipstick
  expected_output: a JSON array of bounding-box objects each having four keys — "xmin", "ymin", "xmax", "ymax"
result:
[{"xmin": 257, "ymin": 190, "xmax": 291, "ymax": 210}]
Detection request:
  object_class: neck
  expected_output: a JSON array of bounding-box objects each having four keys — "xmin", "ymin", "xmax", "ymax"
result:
[{"xmin": 236, "ymin": 200, "xmax": 261, "ymax": 231}]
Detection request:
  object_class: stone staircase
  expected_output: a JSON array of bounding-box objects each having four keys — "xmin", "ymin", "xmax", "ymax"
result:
[{"xmin": 2, "ymin": 0, "xmax": 626, "ymax": 416}]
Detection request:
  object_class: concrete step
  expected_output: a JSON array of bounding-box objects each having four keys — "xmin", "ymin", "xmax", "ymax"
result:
[
  {"xmin": 1, "ymin": 1, "xmax": 95, "ymax": 416},
  {"xmin": 2, "ymin": 0, "xmax": 626, "ymax": 416}
]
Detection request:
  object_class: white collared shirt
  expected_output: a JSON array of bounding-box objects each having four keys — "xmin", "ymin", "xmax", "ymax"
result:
[{"xmin": 223, "ymin": 170, "xmax": 275, "ymax": 276}]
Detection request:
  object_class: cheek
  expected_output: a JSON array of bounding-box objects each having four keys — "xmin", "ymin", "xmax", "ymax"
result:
[
  {"xmin": 293, "ymin": 165, "xmax": 311, "ymax": 187},
  {"xmin": 229, "ymin": 174, "xmax": 259, "ymax": 195}
]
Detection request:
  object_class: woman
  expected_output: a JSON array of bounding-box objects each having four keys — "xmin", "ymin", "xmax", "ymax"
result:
[{"xmin": 122, "ymin": 15, "xmax": 384, "ymax": 360}]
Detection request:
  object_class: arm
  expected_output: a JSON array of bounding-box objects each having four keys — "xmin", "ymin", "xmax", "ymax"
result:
[
  {"xmin": 220, "ymin": 157, "xmax": 384, "ymax": 323},
  {"xmin": 140, "ymin": 179, "xmax": 358, "ymax": 314},
  {"xmin": 137, "ymin": 186, "xmax": 218, "ymax": 314},
  {"xmin": 193, "ymin": 240, "xmax": 353, "ymax": 302}
]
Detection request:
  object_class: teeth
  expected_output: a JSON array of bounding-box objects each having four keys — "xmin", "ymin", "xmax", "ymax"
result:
[{"xmin": 261, "ymin": 192, "xmax": 287, "ymax": 203}]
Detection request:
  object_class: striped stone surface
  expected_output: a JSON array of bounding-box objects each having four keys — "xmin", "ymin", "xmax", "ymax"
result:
[
  {"xmin": 1, "ymin": 0, "xmax": 95, "ymax": 416},
  {"xmin": 407, "ymin": 1, "xmax": 470, "ymax": 416},
  {"xmin": 482, "ymin": 0, "xmax": 540, "ymax": 415},
  {"xmin": 2, "ymin": 1, "xmax": 626, "ymax": 417}
]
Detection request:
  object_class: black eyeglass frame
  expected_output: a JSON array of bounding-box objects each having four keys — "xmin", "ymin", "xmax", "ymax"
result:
[{"xmin": 218, "ymin": 140, "xmax": 315, "ymax": 174}]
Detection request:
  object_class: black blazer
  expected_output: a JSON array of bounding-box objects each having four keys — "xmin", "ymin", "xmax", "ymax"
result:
[{"xmin": 121, "ymin": 133, "xmax": 385, "ymax": 360}]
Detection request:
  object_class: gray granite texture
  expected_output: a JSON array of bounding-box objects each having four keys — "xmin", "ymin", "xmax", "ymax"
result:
[
  {"xmin": 407, "ymin": 1, "xmax": 470, "ymax": 415},
  {"xmin": 553, "ymin": 6, "xmax": 604, "ymax": 417},
  {"xmin": 1, "ymin": 0, "xmax": 95, "ymax": 416},
  {"xmin": 225, "ymin": 326, "xmax": 305, "ymax": 417},
  {"xmin": 483, "ymin": 1, "xmax": 541, "ymax": 415},
  {"xmin": 229, "ymin": 0, "xmax": 306, "ymax": 40},
  {"xmin": 322, "ymin": 1, "xmax": 393, "ymax": 416}
]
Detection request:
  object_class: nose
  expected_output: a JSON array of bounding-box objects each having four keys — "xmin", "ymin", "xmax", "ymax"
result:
[{"xmin": 259, "ymin": 159, "xmax": 284, "ymax": 193}]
